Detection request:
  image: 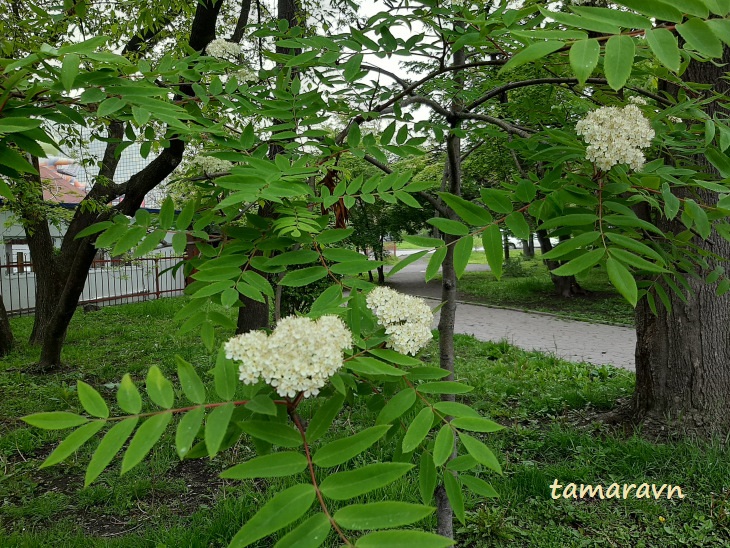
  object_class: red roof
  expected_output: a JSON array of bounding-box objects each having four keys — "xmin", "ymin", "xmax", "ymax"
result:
[{"xmin": 40, "ymin": 164, "xmax": 86, "ymax": 204}]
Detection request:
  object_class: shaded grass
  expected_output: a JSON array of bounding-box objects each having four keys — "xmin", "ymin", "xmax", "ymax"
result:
[
  {"xmin": 455, "ymin": 253, "xmax": 634, "ymax": 325},
  {"xmin": 1, "ymin": 299, "xmax": 727, "ymax": 546}
]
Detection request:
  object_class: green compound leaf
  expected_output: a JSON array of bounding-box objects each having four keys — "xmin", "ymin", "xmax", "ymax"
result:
[
  {"xmin": 450, "ymin": 417, "xmax": 504, "ymax": 433},
  {"xmin": 437, "ymin": 193, "xmax": 492, "ymax": 225},
  {"xmin": 425, "ymin": 246, "xmax": 447, "ymax": 282},
  {"xmin": 22, "ymin": 412, "xmax": 88, "ymax": 430},
  {"xmin": 41, "ymin": 421, "xmax": 105, "ymax": 468},
  {"xmin": 604, "ymin": 35, "xmax": 635, "ymax": 90},
  {"xmin": 419, "ymin": 452, "xmax": 437, "ymax": 504},
  {"xmin": 221, "ymin": 451, "xmax": 308, "ymax": 479},
  {"xmin": 551, "ymin": 248, "xmax": 605, "ymax": 277},
  {"xmin": 60, "ymin": 53, "xmax": 80, "ymax": 92},
  {"xmin": 461, "ymin": 475, "xmax": 499, "ymax": 498},
  {"xmin": 77, "ymin": 381, "xmax": 109, "ymax": 419},
  {"xmin": 117, "ymin": 374, "xmax": 142, "ymax": 414},
  {"xmin": 444, "ymin": 472, "xmax": 465, "ymax": 524},
  {"xmin": 569, "ymin": 39, "xmax": 600, "ymax": 85},
  {"xmin": 432, "ymin": 401, "xmax": 481, "ymax": 418},
  {"xmin": 85, "ymin": 417, "xmax": 138, "ymax": 486},
  {"xmin": 334, "ymin": 502, "xmax": 434, "ymax": 530},
  {"xmin": 426, "ymin": 217, "xmax": 469, "ymax": 236},
  {"xmin": 385, "ymin": 249, "xmax": 429, "ymax": 278},
  {"xmin": 205, "ymin": 402, "xmax": 234, "ymax": 458},
  {"xmin": 279, "ymin": 266, "xmax": 328, "ymax": 287},
  {"xmin": 355, "ymin": 530, "xmax": 454, "ymax": 548},
  {"xmin": 176, "ymin": 407, "xmax": 204, "ymax": 459},
  {"xmin": 606, "ymin": 257, "xmax": 638, "ymax": 307},
  {"xmin": 245, "ymin": 394, "xmax": 278, "ymax": 417},
  {"xmin": 230, "ymin": 484, "xmax": 316, "ymax": 548},
  {"xmin": 460, "ymin": 433, "xmax": 502, "ymax": 474},
  {"xmin": 121, "ymin": 412, "xmax": 172, "ymax": 474},
  {"xmin": 454, "ymin": 236, "xmax": 473, "ymax": 280},
  {"xmin": 376, "ymin": 389, "xmax": 417, "ymax": 425},
  {"xmin": 646, "ymin": 28, "xmax": 680, "ymax": 72},
  {"xmin": 274, "ymin": 513, "xmax": 331, "ymax": 548},
  {"xmin": 417, "ymin": 381, "xmax": 474, "ymax": 395},
  {"xmin": 677, "ymin": 18, "xmax": 723, "ymax": 58},
  {"xmin": 432, "ymin": 424, "xmax": 455, "ymax": 467},
  {"xmin": 176, "ymin": 356, "xmax": 206, "ymax": 405},
  {"xmin": 239, "ymin": 421, "xmax": 303, "ymax": 448},
  {"xmin": 319, "ymin": 462, "xmax": 414, "ymax": 501},
  {"xmin": 402, "ymin": 407, "xmax": 435, "ymax": 453},
  {"xmin": 146, "ymin": 365, "xmax": 174, "ymax": 409},
  {"xmin": 313, "ymin": 425, "xmax": 392, "ymax": 468},
  {"xmin": 499, "ymin": 40, "xmax": 564, "ymax": 75},
  {"xmin": 482, "ymin": 225, "xmax": 503, "ymax": 280},
  {"xmin": 347, "ymin": 357, "xmax": 403, "ymax": 377},
  {"xmin": 214, "ymin": 346, "xmax": 237, "ymax": 401},
  {"xmin": 306, "ymin": 393, "xmax": 345, "ymax": 442}
]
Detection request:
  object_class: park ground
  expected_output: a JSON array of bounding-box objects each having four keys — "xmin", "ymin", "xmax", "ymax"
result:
[{"xmin": 2, "ymin": 297, "xmax": 729, "ymax": 547}]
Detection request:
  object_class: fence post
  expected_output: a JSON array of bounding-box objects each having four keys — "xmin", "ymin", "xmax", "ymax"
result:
[{"xmin": 154, "ymin": 258, "xmax": 160, "ymax": 299}]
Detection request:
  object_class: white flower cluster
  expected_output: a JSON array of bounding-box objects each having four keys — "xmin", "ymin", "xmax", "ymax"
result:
[
  {"xmin": 366, "ymin": 287, "xmax": 433, "ymax": 355},
  {"xmin": 224, "ymin": 315, "xmax": 352, "ymax": 398},
  {"xmin": 575, "ymin": 104, "xmax": 655, "ymax": 172},
  {"xmin": 628, "ymin": 96, "xmax": 647, "ymax": 106},
  {"xmin": 189, "ymin": 155, "xmax": 232, "ymax": 176},
  {"xmin": 206, "ymin": 39, "xmax": 242, "ymax": 61}
]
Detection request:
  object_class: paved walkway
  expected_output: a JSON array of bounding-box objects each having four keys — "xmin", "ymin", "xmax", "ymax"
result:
[{"xmin": 387, "ymin": 256, "xmax": 637, "ymax": 371}]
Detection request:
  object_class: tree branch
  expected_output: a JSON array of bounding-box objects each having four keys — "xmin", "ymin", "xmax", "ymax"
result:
[
  {"xmin": 465, "ymin": 77, "xmax": 609, "ymax": 113},
  {"xmin": 361, "ymin": 154, "xmax": 449, "ymax": 216},
  {"xmin": 456, "ymin": 112, "xmax": 533, "ymax": 138},
  {"xmin": 230, "ymin": 0, "xmax": 253, "ymax": 43}
]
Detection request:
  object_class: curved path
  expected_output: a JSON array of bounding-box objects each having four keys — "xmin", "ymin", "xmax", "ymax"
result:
[{"xmin": 386, "ymin": 255, "xmax": 637, "ymax": 371}]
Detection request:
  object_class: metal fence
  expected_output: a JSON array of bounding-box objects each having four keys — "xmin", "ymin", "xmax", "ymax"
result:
[{"xmin": 0, "ymin": 255, "xmax": 186, "ymax": 317}]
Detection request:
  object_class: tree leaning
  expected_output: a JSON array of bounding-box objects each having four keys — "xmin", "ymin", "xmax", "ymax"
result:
[{"xmin": 8, "ymin": 0, "xmax": 730, "ymax": 545}]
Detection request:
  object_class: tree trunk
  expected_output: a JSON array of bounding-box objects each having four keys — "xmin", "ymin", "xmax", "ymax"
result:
[
  {"xmin": 503, "ymin": 231, "xmax": 510, "ymax": 261},
  {"xmin": 632, "ymin": 49, "xmax": 730, "ymax": 435},
  {"xmin": 434, "ymin": 28, "xmax": 466, "ymax": 540},
  {"xmin": 29, "ymin": 0, "xmax": 223, "ymax": 369},
  {"xmin": 523, "ymin": 234, "xmax": 535, "ymax": 258},
  {"xmin": 237, "ymin": 297, "xmax": 270, "ymax": 334},
  {"xmin": 536, "ymin": 230, "xmax": 583, "ymax": 297},
  {"xmin": 0, "ymin": 295, "xmax": 13, "ymax": 357}
]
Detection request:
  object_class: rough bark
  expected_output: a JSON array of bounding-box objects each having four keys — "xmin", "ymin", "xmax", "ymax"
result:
[
  {"xmin": 236, "ymin": 297, "xmax": 270, "ymax": 334},
  {"xmin": 631, "ymin": 49, "xmax": 730, "ymax": 435},
  {"xmin": 435, "ymin": 32, "xmax": 466, "ymax": 541},
  {"xmin": 234, "ymin": 0, "xmax": 302, "ymax": 332},
  {"xmin": 0, "ymin": 295, "xmax": 13, "ymax": 357}
]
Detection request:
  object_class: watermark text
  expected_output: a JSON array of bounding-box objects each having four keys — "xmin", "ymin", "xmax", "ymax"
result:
[{"xmin": 550, "ymin": 479, "xmax": 685, "ymax": 500}]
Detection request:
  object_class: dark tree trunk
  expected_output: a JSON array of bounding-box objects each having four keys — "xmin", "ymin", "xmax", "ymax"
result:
[
  {"xmin": 434, "ymin": 32, "xmax": 466, "ymax": 541},
  {"xmin": 237, "ymin": 297, "xmax": 270, "ymax": 334},
  {"xmin": 523, "ymin": 234, "xmax": 535, "ymax": 258},
  {"xmin": 632, "ymin": 49, "xmax": 730, "ymax": 435},
  {"xmin": 30, "ymin": 1, "xmax": 223, "ymax": 370},
  {"xmin": 537, "ymin": 230, "xmax": 583, "ymax": 297},
  {"xmin": 503, "ymin": 231, "xmax": 510, "ymax": 261},
  {"xmin": 0, "ymin": 295, "xmax": 13, "ymax": 357},
  {"xmin": 27, "ymin": 232, "xmax": 63, "ymax": 345}
]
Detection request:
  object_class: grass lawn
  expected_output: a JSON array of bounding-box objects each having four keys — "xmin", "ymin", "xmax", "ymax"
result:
[
  {"xmin": 448, "ymin": 249, "xmax": 633, "ymax": 326},
  {"xmin": 1, "ymin": 298, "xmax": 727, "ymax": 546}
]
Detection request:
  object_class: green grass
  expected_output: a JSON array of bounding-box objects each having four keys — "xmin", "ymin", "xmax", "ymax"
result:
[
  {"xmin": 391, "ymin": 247, "xmax": 633, "ymax": 325},
  {"xmin": 455, "ymin": 252, "xmax": 634, "ymax": 325},
  {"xmin": 1, "ymin": 299, "xmax": 727, "ymax": 546}
]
